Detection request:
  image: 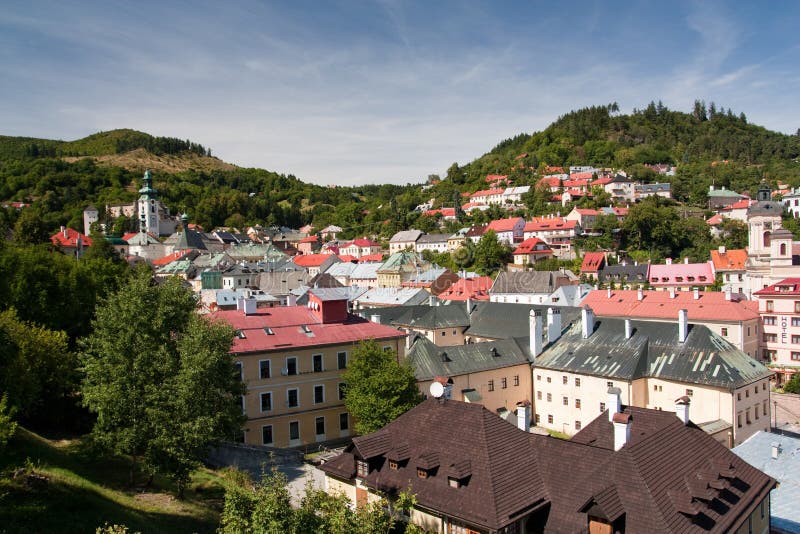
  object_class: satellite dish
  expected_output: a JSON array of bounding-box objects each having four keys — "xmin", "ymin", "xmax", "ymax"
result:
[{"xmin": 429, "ymin": 382, "xmax": 444, "ymax": 399}]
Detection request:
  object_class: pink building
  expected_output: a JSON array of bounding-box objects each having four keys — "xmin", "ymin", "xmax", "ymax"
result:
[
  {"xmin": 648, "ymin": 259, "xmax": 715, "ymax": 291},
  {"xmin": 754, "ymin": 278, "xmax": 800, "ymax": 385}
]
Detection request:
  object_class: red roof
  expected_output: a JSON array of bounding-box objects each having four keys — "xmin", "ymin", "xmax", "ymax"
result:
[
  {"xmin": 721, "ymin": 199, "xmax": 752, "ymax": 211},
  {"xmin": 299, "ymin": 235, "xmax": 319, "ymax": 243},
  {"xmin": 423, "ymin": 208, "xmax": 456, "ymax": 217},
  {"xmin": 545, "ymin": 166, "xmax": 564, "ymax": 173},
  {"xmin": 648, "ymin": 262, "xmax": 715, "ymax": 286},
  {"xmin": 486, "ymin": 217, "xmax": 523, "ymax": 233},
  {"xmin": 358, "ymin": 253, "xmax": 385, "ymax": 263},
  {"xmin": 485, "ymin": 174, "xmax": 509, "ymax": 183},
  {"xmin": 706, "ymin": 214, "xmax": 724, "ymax": 225},
  {"xmin": 592, "ymin": 177, "xmax": 612, "ymax": 186},
  {"xmin": 344, "ymin": 238, "xmax": 381, "ymax": 248},
  {"xmin": 524, "ymin": 218, "xmax": 577, "ymax": 232},
  {"xmin": 754, "ymin": 278, "xmax": 800, "ymax": 296},
  {"xmin": 513, "ymin": 238, "xmax": 552, "ymax": 255},
  {"xmin": 575, "ymin": 208, "xmax": 598, "ymax": 216},
  {"xmin": 50, "ymin": 227, "xmax": 92, "ymax": 248},
  {"xmin": 582, "ymin": 289, "xmax": 759, "ymax": 322},
  {"xmin": 569, "ymin": 172, "xmax": 594, "ymax": 180},
  {"xmin": 122, "ymin": 231, "xmax": 158, "ymax": 241},
  {"xmin": 470, "ymin": 188, "xmax": 505, "ymax": 198},
  {"xmin": 710, "ymin": 249, "xmax": 747, "ymax": 271},
  {"xmin": 293, "ymin": 253, "xmax": 334, "ymax": 267},
  {"xmin": 152, "ymin": 250, "xmax": 190, "ymax": 266},
  {"xmin": 461, "ymin": 202, "xmax": 485, "ymax": 211},
  {"xmin": 337, "ymin": 255, "xmax": 357, "ymax": 263},
  {"xmin": 563, "ymin": 179, "xmax": 589, "ymax": 188},
  {"xmin": 580, "ymin": 252, "xmax": 606, "ymax": 273},
  {"xmin": 438, "ymin": 276, "xmax": 494, "ymax": 301},
  {"xmin": 538, "ymin": 177, "xmax": 561, "ymax": 188},
  {"xmin": 212, "ymin": 307, "xmax": 404, "ymax": 353}
]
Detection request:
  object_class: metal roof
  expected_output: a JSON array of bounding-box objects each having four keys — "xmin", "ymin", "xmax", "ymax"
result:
[{"xmin": 407, "ymin": 336, "xmax": 532, "ymax": 381}]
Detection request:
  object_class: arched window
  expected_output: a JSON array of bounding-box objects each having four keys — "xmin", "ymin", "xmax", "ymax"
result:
[
  {"xmin": 781, "ymin": 243, "xmax": 787, "ymax": 256},
  {"xmin": 763, "ymin": 231, "xmax": 771, "ymax": 247}
]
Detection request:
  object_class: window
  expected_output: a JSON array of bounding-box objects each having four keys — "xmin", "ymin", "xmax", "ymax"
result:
[
  {"xmin": 721, "ymin": 328, "xmax": 728, "ymax": 337},
  {"xmin": 547, "ymin": 376, "xmax": 552, "ymax": 383},
  {"xmin": 737, "ymin": 413, "xmax": 742, "ymax": 428},
  {"xmin": 501, "ymin": 378, "xmax": 507, "ymax": 389},
  {"xmin": 448, "ymin": 477, "xmax": 460, "ymax": 488},
  {"xmin": 755, "ymin": 405, "xmax": 759, "ymax": 419},
  {"xmin": 312, "ymin": 354, "xmax": 323, "ymax": 373},
  {"xmin": 547, "ymin": 414, "xmax": 553, "ymax": 424},
  {"xmin": 653, "ymin": 384, "xmax": 658, "ymax": 391},
  {"xmin": 536, "ymin": 374, "xmax": 541, "ymax": 381},
  {"xmin": 314, "ymin": 385, "xmax": 324, "ymax": 404},
  {"xmin": 240, "ymin": 395, "xmax": 246, "ymax": 415},
  {"xmin": 417, "ymin": 468, "xmax": 428, "ymax": 479},
  {"xmin": 686, "ymin": 389, "xmax": 693, "ymax": 397},
  {"xmin": 547, "ymin": 393, "xmax": 552, "ymax": 402},
  {"xmin": 441, "ymin": 331, "xmax": 446, "ymax": 337},
  {"xmin": 338, "ymin": 382, "xmax": 346, "ymax": 400},
  {"xmin": 737, "ymin": 392, "xmax": 741, "ymax": 401},
  {"xmin": 793, "ymin": 335, "xmax": 800, "ymax": 344},
  {"xmin": 260, "ymin": 392, "xmax": 272, "ymax": 412},
  {"xmin": 607, "ymin": 381, "xmax": 614, "ymax": 388},
  {"xmin": 746, "ymin": 408, "xmax": 751, "ymax": 425},
  {"xmin": 575, "ymin": 378, "xmax": 581, "ymax": 387},
  {"xmin": 575, "ymin": 398, "xmax": 581, "ymax": 409},
  {"xmin": 599, "ymin": 402, "xmax": 606, "ymax": 413},
  {"xmin": 287, "ymin": 388, "xmax": 299, "ymax": 408},
  {"xmin": 286, "ymin": 357, "xmax": 297, "ymax": 376},
  {"xmin": 357, "ymin": 460, "xmax": 368, "ymax": 477},
  {"xmin": 537, "ymin": 391, "xmax": 542, "ymax": 400},
  {"xmin": 389, "ymin": 460, "xmax": 398, "ymax": 470},
  {"xmin": 793, "ymin": 317, "xmax": 800, "ymax": 327},
  {"xmin": 339, "ymin": 412, "xmax": 349, "ymax": 431},
  {"xmin": 337, "ymin": 351, "xmax": 347, "ymax": 369},
  {"xmin": 795, "ymin": 301, "xmax": 800, "ymax": 313},
  {"xmin": 259, "ymin": 359, "xmax": 271, "ymax": 379},
  {"xmin": 234, "ymin": 361, "xmax": 243, "ymax": 381},
  {"xmin": 764, "ymin": 333, "xmax": 777, "ymax": 343},
  {"xmin": 488, "ymin": 380, "xmax": 494, "ymax": 392},
  {"xmin": 562, "ymin": 396, "xmax": 568, "ymax": 406},
  {"xmin": 535, "ymin": 413, "xmax": 541, "ymax": 423},
  {"xmin": 792, "ymin": 352, "xmax": 800, "ymax": 361},
  {"xmin": 315, "ymin": 416, "xmax": 325, "ymax": 436},
  {"xmin": 764, "ymin": 316, "xmax": 776, "ymax": 326},
  {"xmin": 746, "ymin": 389, "xmax": 749, "ymax": 398},
  {"xmin": 762, "ymin": 383, "xmax": 767, "ymax": 391},
  {"xmin": 289, "ymin": 421, "xmax": 300, "ymax": 441},
  {"xmin": 763, "ymin": 400, "xmax": 768, "ymax": 415},
  {"xmin": 562, "ymin": 376, "xmax": 568, "ymax": 385},
  {"xmin": 766, "ymin": 300, "xmax": 774, "ymax": 312},
  {"xmin": 261, "ymin": 425, "xmax": 273, "ymax": 445},
  {"xmin": 513, "ymin": 375, "xmax": 519, "ymax": 386},
  {"xmin": 383, "ymin": 345, "xmax": 391, "ymax": 352},
  {"xmin": 575, "ymin": 421, "xmax": 582, "ymax": 431}
]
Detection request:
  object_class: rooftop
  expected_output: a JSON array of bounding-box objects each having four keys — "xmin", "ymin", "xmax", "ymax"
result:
[{"xmin": 581, "ymin": 289, "xmax": 759, "ymax": 322}]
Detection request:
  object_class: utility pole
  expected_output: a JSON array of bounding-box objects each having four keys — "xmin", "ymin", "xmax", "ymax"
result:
[{"xmin": 773, "ymin": 399, "xmax": 778, "ymax": 430}]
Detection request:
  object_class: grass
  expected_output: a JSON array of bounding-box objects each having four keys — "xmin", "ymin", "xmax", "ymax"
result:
[{"xmin": 0, "ymin": 428, "xmax": 225, "ymax": 534}]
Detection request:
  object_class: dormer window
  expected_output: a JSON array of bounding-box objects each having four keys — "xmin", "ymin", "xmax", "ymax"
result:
[
  {"xmin": 389, "ymin": 460, "xmax": 399, "ymax": 470},
  {"xmin": 448, "ymin": 477, "xmax": 460, "ymax": 488},
  {"xmin": 357, "ymin": 460, "xmax": 369, "ymax": 477},
  {"xmin": 417, "ymin": 468, "xmax": 429, "ymax": 479}
]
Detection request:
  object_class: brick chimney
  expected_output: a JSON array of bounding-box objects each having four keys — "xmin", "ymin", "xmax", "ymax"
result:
[
  {"xmin": 675, "ymin": 395, "xmax": 690, "ymax": 425},
  {"xmin": 516, "ymin": 400, "xmax": 531, "ymax": 432},
  {"xmin": 607, "ymin": 386, "xmax": 621, "ymax": 422},
  {"xmin": 581, "ymin": 306, "xmax": 595, "ymax": 339},
  {"xmin": 546, "ymin": 307, "xmax": 562, "ymax": 343},
  {"xmin": 529, "ymin": 309, "xmax": 543, "ymax": 359},
  {"xmin": 678, "ymin": 309, "xmax": 688, "ymax": 343},
  {"xmin": 612, "ymin": 412, "xmax": 632, "ymax": 451}
]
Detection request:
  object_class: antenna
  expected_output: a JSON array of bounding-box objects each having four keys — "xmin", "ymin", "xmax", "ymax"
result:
[{"xmin": 429, "ymin": 382, "xmax": 444, "ymax": 399}]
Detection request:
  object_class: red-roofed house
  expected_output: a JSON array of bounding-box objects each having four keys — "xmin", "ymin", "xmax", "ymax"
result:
[
  {"xmin": 565, "ymin": 207, "xmax": 598, "ymax": 231},
  {"xmin": 470, "ymin": 188, "xmax": 505, "ymax": 205},
  {"xmin": 51, "ymin": 226, "xmax": 92, "ymax": 258},
  {"xmin": 710, "ymin": 246, "xmax": 748, "ymax": 296},
  {"xmin": 486, "ymin": 217, "xmax": 525, "ymax": 245},
  {"xmin": 648, "ymin": 259, "xmax": 716, "ymax": 291},
  {"xmin": 422, "ymin": 208, "xmax": 457, "ymax": 220},
  {"xmin": 213, "ymin": 290, "xmax": 406, "ymax": 447},
  {"xmin": 754, "ymin": 278, "xmax": 800, "ymax": 384},
  {"xmin": 538, "ymin": 176, "xmax": 562, "ymax": 192},
  {"xmin": 582, "ymin": 289, "xmax": 760, "ymax": 357},
  {"xmin": 340, "ymin": 238, "xmax": 382, "ymax": 259},
  {"xmin": 292, "ymin": 253, "xmax": 340, "ymax": 276},
  {"xmin": 718, "ymin": 199, "xmax": 753, "ymax": 222},
  {"xmin": 523, "ymin": 217, "xmax": 579, "ymax": 258},
  {"xmin": 151, "ymin": 249, "xmax": 192, "ymax": 267},
  {"xmin": 461, "ymin": 202, "xmax": 489, "ymax": 213},
  {"xmin": 438, "ymin": 276, "xmax": 494, "ymax": 301},
  {"xmin": 297, "ymin": 235, "xmax": 321, "ymax": 255},
  {"xmin": 512, "ymin": 238, "xmax": 553, "ymax": 266},
  {"xmin": 544, "ymin": 166, "xmax": 564, "ymax": 173},
  {"xmin": 358, "ymin": 252, "xmax": 385, "ymax": 263},
  {"xmin": 580, "ymin": 252, "xmax": 606, "ymax": 280},
  {"xmin": 485, "ymin": 174, "xmax": 509, "ymax": 187}
]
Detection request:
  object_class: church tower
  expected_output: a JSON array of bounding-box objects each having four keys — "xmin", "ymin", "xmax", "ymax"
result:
[{"xmin": 137, "ymin": 169, "xmax": 159, "ymax": 235}]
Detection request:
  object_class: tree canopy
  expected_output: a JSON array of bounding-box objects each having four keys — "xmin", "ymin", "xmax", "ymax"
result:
[{"xmin": 341, "ymin": 340, "xmax": 422, "ymax": 435}]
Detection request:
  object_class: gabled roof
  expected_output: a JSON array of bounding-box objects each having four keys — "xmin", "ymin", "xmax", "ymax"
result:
[
  {"xmin": 706, "ymin": 214, "xmax": 724, "ymax": 225},
  {"xmin": 51, "ymin": 227, "xmax": 92, "ymax": 248},
  {"xmin": 152, "ymin": 249, "xmax": 194, "ymax": 266},
  {"xmin": 486, "ymin": 217, "xmax": 524, "ymax": 233},
  {"xmin": 365, "ymin": 303, "xmax": 471, "ymax": 330},
  {"xmin": 754, "ymin": 277, "xmax": 800, "ymax": 296},
  {"xmin": 580, "ymin": 252, "xmax": 606, "ymax": 273},
  {"xmin": 513, "ymin": 238, "xmax": 552, "ymax": 255},
  {"xmin": 415, "ymin": 233, "xmax": 451, "ymax": 245},
  {"xmin": 292, "ymin": 253, "xmax": 336, "ymax": 268},
  {"xmin": 358, "ymin": 252, "xmax": 386, "ymax": 263},
  {"xmin": 466, "ymin": 302, "xmax": 582, "ymax": 340},
  {"xmin": 389, "ymin": 229, "xmax": 424, "ymax": 243},
  {"xmin": 470, "ymin": 188, "xmax": 504, "ymax": 198},
  {"xmin": 343, "ymin": 237, "xmax": 381, "ymax": 248},
  {"xmin": 524, "ymin": 217, "xmax": 577, "ymax": 232},
  {"xmin": 438, "ymin": 276, "xmax": 493, "ymax": 301},
  {"xmin": 648, "ymin": 262, "xmax": 715, "ymax": 286},
  {"xmin": 490, "ymin": 271, "xmax": 567, "ymax": 295},
  {"xmin": 354, "ymin": 287, "xmax": 431, "ymax": 306},
  {"xmin": 597, "ymin": 263, "xmax": 649, "ymax": 283},
  {"xmin": 710, "ymin": 249, "xmax": 747, "ymax": 271},
  {"xmin": 408, "ymin": 336, "xmax": 532, "ymax": 381},
  {"xmin": 581, "ymin": 289, "xmax": 759, "ymax": 322}
]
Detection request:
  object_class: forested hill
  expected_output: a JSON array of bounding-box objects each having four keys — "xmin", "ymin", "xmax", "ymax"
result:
[{"xmin": 436, "ymin": 102, "xmax": 800, "ymax": 204}]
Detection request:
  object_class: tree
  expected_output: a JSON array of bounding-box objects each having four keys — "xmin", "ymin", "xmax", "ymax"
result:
[
  {"xmin": 0, "ymin": 393, "xmax": 17, "ymax": 448},
  {"xmin": 473, "ymin": 230, "xmax": 511, "ymax": 275},
  {"xmin": 341, "ymin": 340, "xmax": 422, "ymax": 435},
  {"xmin": 12, "ymin": 209, "xmax": 50, "ymax": 245},
  {"xmin": 80, "ymin": 271, "xmax": 244, "ymax": 495},
  {"xmin": 784, "ymin": 374, "xmax": 800, "ymax": 394}
]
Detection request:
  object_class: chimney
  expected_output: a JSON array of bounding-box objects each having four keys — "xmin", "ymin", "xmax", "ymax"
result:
[
  {"xmin": 719, "ymin": 245, "xmax": 726, "ymax": 255},
  {"xmin": 516, "ymin": 400, "xmax": 531, "ymax": 432},
  {"xmin": 546, "ymin": 307, "xmax": 562, "ymax": 343},
  {"xmin": 666, "ymin": 258, "xmax": 672, "ymax": 265},
  {"xmin": 287, "ymin": 293, "xmax": 297, "ymax": 307},
  {"xmin": 61, "ymin": 226, "xmax": 68, "ymax": 238},
  {"xmin": 612, "ymin": 412, "xmax": 632, "ymax": 451},
  {"xmin": 625, "ymin": 319, "xmax": 633, "ymax": 339},
  {"xmin": 607, "ymin": 287, "xmax": 612, "ymax": 299},
  {"xmin": 607, "ymin": 387, "xmax": 622, "ymax": 421},
  {"xmin": 675, "ymin": 396, "xmax": 690, "ymax": 425},
  {"xmin": 370, "ymin": 314, "xmax": 381, "ymax": 324},
  {"xmin": 669, "ymin": 287, "xmax": 676, "ymax": 299},
  {"xmin": 429, "ymin": 295, "xmax": 434, "ymax": 306},
  {"xmin": 637, "ymin": 288, "xmax": 644, "ymax": 301},
  {"xmin": 684, "ymin": 257, "xmax": 689, "ymax": 264},
  {"xmin": 724, "ymin": 286, "xmax": 732, "ymax": 301},
  {"xmin": 581, "ymin": 306, "xmax": 595, "ymax": 338},
  {"xmin": 529, "ymin": 309, "xmax": 543, "ymax": 358},
  {"xmin": 771, "ymin": 442, "xmax": 782, "ymax": 460},
  {"xmin": 678, "ymin": 309, "xmax": 688, "ymax": 343},
  {"xmin": 466, "ymin": 297, "xmax": 472, "ymax": 315},
  {"xmin": 243, "ymin": 298, "xmax": 257, "ymax": 315},
  {"xmin": 405, "ymin": 332, "xmax": 414, "ymax": 351},
  {"xmin": 693, "ymin": 288, "xmax": 699, "ymax": 300}
]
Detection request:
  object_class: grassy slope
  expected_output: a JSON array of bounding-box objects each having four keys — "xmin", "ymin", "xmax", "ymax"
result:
[{"xmin": 0, "ymin": 428, "xmax": 224, "ymax": 534}]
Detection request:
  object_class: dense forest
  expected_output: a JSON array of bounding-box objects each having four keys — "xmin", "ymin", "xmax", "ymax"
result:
[{"xmin": 1, "ymin": 101, "xmax": 799, "ymax": 242}]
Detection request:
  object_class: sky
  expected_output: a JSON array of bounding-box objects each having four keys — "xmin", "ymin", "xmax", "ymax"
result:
[{"xmin": 1, "ymin": 1, "xmax": 799, "ymax": 186}]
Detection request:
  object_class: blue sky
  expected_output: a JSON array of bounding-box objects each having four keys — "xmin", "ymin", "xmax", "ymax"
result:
[{"xmin": 2, "ymin": 1, "xmax": 799, "ymax": 186}]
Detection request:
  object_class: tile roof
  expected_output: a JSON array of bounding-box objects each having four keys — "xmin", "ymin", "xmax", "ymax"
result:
[
  {"xmin": 706, "ymin": 214, "xmax": 724, "ymax": 225},
  {"xmin": 470, "ymin": 188, "xmax": 504, "ymax": 198},
  {"xmin": 415, "ymin": 233, "xmax": 451, "ymax": 244},
  {"xmin": 358, "ymin": 252, "xmax": 386, "ymax": 263},
  {"xmin": 597, "ymin": 263, "xmax": 649, "ymax": 284},
  {"xmin": 50, "ymin": 227, "xmax": 92, "ymax": 248},
  {"xmin": 648, "ymin": 262, "xmax": 715, "ymax": 286},
  {"xmin": 580, "ymin": 252, "xmax": 606, "ymax": 273},
  {"xmin": 581, "ymin": 289, "xmax": 758, "ymax": 322},
  {"xmin": 151, "ymin": 249, "xmax": 192, "ymax": 266},
  {"xmin": 486, "ymin": 217, "xmax": 523, "ymax": 233},
  {"xmin": 292, "ymin": 253, "xmax": 335, "ymax": 267},
  {"xmin": 343, "ymin": 237, "xmax": 381, "ymax": 248},
  {"xmin": 513, "ymin": 238, "xmax": 552, "ymax": 255},
  {"xmin": 538, "ymin": 176, "xmax": 562, "ymax": 188},
  {"xmin": 438, "ymin": 276, "xmax": 493, "ymax": 301},
  {"xmin": 524, "ymin": 217, "xmax": 577, "ymax": 232},
  {"xmin": 710, "ymin": 248, "xmax": 747, "ymax": 271},
  {"xmin": 211, "ymin": 306, "xmax": 404, "ymax": 353},
  {"xmin": 485, "ymin": 174, "xmax": 508, "ymax": 183},
  {"xmin": 490, "ymin": 271, "xmax": 567, "ymax": 295},
  {"xmin": 753, "ymin": 277, "xmax": 800, "ymax": 296}
]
